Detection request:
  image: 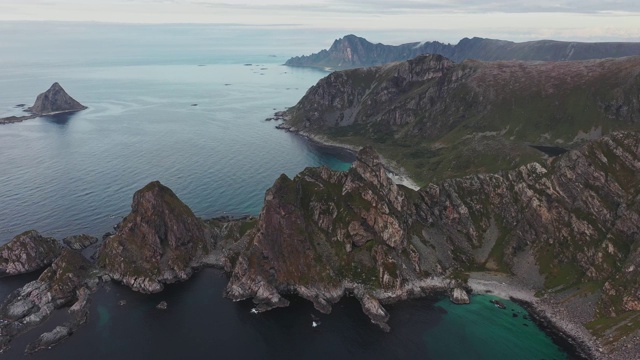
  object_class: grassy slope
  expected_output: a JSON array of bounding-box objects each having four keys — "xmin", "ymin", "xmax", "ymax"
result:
[{"xmin": 289, "ymin": 57, "xmax": 640, "ymax": 186}]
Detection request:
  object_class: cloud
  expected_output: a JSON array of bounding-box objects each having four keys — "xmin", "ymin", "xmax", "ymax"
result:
[{"xmin": 0, "ymin": 0, "xmax": 639, "ymax": 43}]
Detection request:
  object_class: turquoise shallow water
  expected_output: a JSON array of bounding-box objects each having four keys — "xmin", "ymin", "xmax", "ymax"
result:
[
  {"xmin": 427, "ymin": 295, "xmax": 568, "ymax": 360},
  {"xmin": 3, "ymin": 269, "xmax": 569, "ymax": 360},
  {"xmin": 0, "ymin": 22, "xmax": 572, "ymax": 359}
]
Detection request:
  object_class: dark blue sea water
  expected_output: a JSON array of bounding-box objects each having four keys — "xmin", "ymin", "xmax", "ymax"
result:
[{"xmin": 0, "ymin": 22, "xmax": 571, "ymax": 359}]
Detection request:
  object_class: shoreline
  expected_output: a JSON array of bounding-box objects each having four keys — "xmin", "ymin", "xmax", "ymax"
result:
[
  {"xmin": 272, "ymin": 116, "xmax": 422, "ymax": 190},
  {"xmin": 300, "ymin": 129, "xmax": 422, "ymax": 190},
  {"xmin": 468, "ymin": 272, "xmax": 603, "ymax": 360}
]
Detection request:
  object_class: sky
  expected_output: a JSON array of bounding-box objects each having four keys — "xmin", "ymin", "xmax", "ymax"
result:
[{"xmin": 1, "ymin": 0, "xmax": 639, "ymax": 43}]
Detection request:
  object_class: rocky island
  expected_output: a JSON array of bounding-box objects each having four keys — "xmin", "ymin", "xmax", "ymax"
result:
[{"xmin": 0, "ymin": 82, "xmax": 87, "ymax": 125}]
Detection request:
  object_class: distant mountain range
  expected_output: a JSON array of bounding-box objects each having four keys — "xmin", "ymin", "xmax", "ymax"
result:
[{"xmin": 285, "ymin": 34, "xmax": 640, "ymax": 70}]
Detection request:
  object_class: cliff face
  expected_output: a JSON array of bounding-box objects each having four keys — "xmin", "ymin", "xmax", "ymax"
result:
[
  {"xmin": 286, "ymin": 54, "xmax": 640, "ymax": 183},
  {"xmin": 418, "ymin": 131, "xmax": 640, "ymax": 317},
  {"xmin": 285, "ymin": 35, "xmax": 640, "ymax": 70},
  {"xmin": 0, "ymin": 230, "xmax": 61, "ymax": 276},
  {"xmin": 28, "ymin": 82, "xmax": 87, "ymax": 116},
  {"xmin": 0, "ymin": 248, "xmax": 95, "ymax": 353},
  {"xmin": 97, "ymin": 181, "xmax": 209, "ymax": 293},
  {"xmin": 225, "ymin": 147, "xmax": 452, "ymax": 329},
  {"xmin": 226, "ymin": 131, "xmax": 640, "ymax": 331}
]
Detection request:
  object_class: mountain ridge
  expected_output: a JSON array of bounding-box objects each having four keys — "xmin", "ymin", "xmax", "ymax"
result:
[
  {"xmin": 283, "ymin": 54, "xmax": 640, "ymax": 184},
  {"xmin": 285, "ymin": 34, "xmax": 640, "ymax": 70}
]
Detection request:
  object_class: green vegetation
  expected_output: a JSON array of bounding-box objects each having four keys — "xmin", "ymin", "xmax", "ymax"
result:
[
  {"xmin": 483, "ymin": 217, "xmax": 511, "ymax": 273},
  {"xmin": 239, "ymin": 219, "xmax": 257, "ymax": 237},
  {"xmin": 587, "ymin": 312, "xmax": 640, "ymax": 345},
  {"xmin": 290, "ymin": 56, "xmax": 640, "ymax": 185},
  {"xmin": 536, "ymin": 242, "xmax": 582, "ymax": 291}
]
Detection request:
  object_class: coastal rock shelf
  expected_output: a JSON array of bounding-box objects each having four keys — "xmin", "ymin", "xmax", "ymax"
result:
[{"xmin": 1, "ymin": 131, "xmax": 639, "ymax": 358}]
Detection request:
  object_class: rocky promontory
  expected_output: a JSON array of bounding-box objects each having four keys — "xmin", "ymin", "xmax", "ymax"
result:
[
  {"xmin": 225, "ymin": 130, "xmax": 640, "ymax": 355},
  {"xmin": 225, "ymin": 145, "xmax": 455, "ymax": 329},
  {"xmin": 97, "ymin": 181, "xmax": 210, "ymax": 293}
]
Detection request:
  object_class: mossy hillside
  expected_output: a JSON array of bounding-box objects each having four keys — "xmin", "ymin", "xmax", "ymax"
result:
[
  {"xmin": 587, "ymin": 312, "xmax": 640, "ymax": 346},
  {"xmin": 287, "ymin": 55, "xmax": 640, "ymax": 185}
]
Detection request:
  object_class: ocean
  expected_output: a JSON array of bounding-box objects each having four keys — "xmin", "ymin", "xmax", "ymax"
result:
[{"xmin": 0, "ymin": 22, "xmax": 571, "ymax": 359}]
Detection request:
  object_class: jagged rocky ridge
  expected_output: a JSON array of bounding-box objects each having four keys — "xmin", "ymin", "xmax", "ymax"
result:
[
  {"xmin": 285, "ymin": 34, "xmax": 640, "ymax": 70},
  {"xmin": 225, "ymin": 146, "xmax": 454, "ymax": 330},
  {"xmin": 225, "ymin": 132, "xmax": 640, "ymax": 334},
  {"xmin": 0, "ymin": 131, "xmax": 639, "ymax": 355},
  {"xmin": 284, "ymin": 54, "xmax": 640, "ymax": 183}
]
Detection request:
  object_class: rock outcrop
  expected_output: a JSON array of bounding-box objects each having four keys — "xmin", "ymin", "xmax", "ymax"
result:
[
  {"xmin": 285, "ymin": 54, "xmax": 640, "ymax": 183},
  {"xmin": 450, "ymin": 287, "xmax": 470, "ymax": 304},
  {"xmin": 97, "ymin": 181, "xmax": 209, "ymax": 293},
  {"xmin": 28, "ymin": 82, "xmax": 87, "ymax": 116},
  {"xmin": 225, "ymin": 146, "xmax": 452, "ymax": 329},
  {"xmin": 63, "ymin": 234, "xmax": 98, "ymax": 251},
  {"xmin": 0, "ymin": 230, "xmax": 61, "ymax": 276},
  {"xmin": 285, "ymin": 34, "xmax": 640, "ymax": 70},
  {"xmin": 0, "ymin": 248, "xmax": 95, "ymax": 353},
  {"xmin": 25, "ymin": 326, "xmax": 73, "ymax": 354}
]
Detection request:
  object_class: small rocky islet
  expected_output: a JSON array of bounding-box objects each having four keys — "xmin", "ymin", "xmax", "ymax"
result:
[
  {"xmin": 1, "ymin": 132, "xmax": 639, "ymax": 357},
  {"xmin": 0, "ymin": 82, "xmax": 86, "ymax": 125}
]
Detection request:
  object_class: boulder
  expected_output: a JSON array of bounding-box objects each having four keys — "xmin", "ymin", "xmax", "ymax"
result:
[
  {"xmin": 62, "ymin": 234, "xmax": 98, "ymax": 251},
  {"xmin": 449, "ymin": 287, "xmax": 470, "ymax": 304}
]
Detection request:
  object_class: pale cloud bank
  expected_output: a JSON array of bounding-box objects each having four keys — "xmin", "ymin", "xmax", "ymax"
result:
[{"xmin": 0, "ymin": 0, "xmax": 639, "ymax": 42}]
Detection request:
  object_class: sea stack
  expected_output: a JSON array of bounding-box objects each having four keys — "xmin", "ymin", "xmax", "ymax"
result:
[
  {"xmin": 97, "ymin": 181, "xmax": 209, "ymax": 293},
  {"xmin": 28, "ymin": 82, "xmax": 87, "ymax": 116}
]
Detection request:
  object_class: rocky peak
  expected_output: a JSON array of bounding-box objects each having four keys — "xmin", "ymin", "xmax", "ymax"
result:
[
  {"xmin": 0, "ymin": 230, "xmax": 61, "ymax": 277},
  {"xmin": 225, "ymin": 147, "xmax": 430, "ymax": 328},
  {"xmin": 97, "ymin": 181, "xmax": 208, "ymax": 293},
  {"xmin": 28, "ymin": 82, "xmax": 87, "ymax": 116},
  {"xmin": 286, "ymin": 34, "xmax": 640, "ymax": 71}
]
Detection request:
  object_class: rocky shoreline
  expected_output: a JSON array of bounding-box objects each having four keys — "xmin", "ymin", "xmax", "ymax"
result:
[
  {"xmin": 269, "ymin": 110, "xmax": 421, "ymax": 190},
  {"xmin": 468, "ymin": 272, "xmax": 600, "ymax": 359},
  {"xmin": 2, "ymin": 131, "xmax": 640, "ymax": 358},
  {"xmin": 267, "ymin": 119, "xmax": 640, "ymax": 359}
]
